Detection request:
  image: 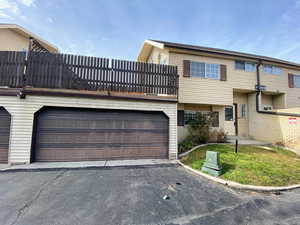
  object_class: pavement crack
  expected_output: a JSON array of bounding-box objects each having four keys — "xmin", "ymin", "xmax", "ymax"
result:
[{"xmin": 9, "ymin": 170, "xmax": 66, "ymax": 225}]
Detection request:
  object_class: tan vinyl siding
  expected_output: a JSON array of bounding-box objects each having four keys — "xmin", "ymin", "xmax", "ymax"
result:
[
  {"xmin": 0, "ymin": 96, "xmax": 177, "ymax": 164},
  {"xmin": 0, "ymin": 29, "xmax": 29, "ymax": 51},
  {"xmin": 170, "ymin": 53, "xmax": 233, "ymax": 105},
  {"xmin": 248, "ymin": 93, "xmax": 300, "ymax": 145},
  {"xmin": 261, "ymin": 94, "xmax": 273, "ymax": 106},
  {"xmin": 166, "ymin": 50, "xmax": 300, "ymax": 109}
]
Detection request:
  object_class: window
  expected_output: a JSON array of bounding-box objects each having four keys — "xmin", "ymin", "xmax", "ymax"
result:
[
  {"xmin": 191, "ymin": 62, "xmax": 205, "ymax": 78},
  {"xmin": 294, "ymin": 75, "xmax": 300, "ymax": 88},
  {"xmin": 184, "ymin": 111, "xmax": 219, "ymax": 127},
  {"xmin": 235, "ymin": 60, "xmax": 256, "ymax": 72},
  {"xmin": 240, "ymin": 104, "xmax": 247, "ymax": 118},
  {"xmin": 206, "ymin": 63, "xmax": 220, "ymax": 79},
  {"xmin": 184, "ymin": 111, "xmax": 197, "ymax": 124},
  {"xmin": 191, "ymin": 61, "xmax": 220, "ymax": 79},
  {"xmin": 263, "ymin": 65, "xmax": 282, "ymax": 75},
  {"xmin": 235, "ymin": 60, "xmax": 245, "ymax": 70},
  {"xmin": 225, "ymin": 107, "xmax": 233, "ymax": 121},
  {"xmin": 245, "ymin": 63, "xmax": 256, "ymax": 72},
  {"xmin": 148, "ymin": 57, "xmax": 154, "ymax": 63},
  {"xmin": 160, "ymin": 57, "xmax": 167, "ymax": 65}
]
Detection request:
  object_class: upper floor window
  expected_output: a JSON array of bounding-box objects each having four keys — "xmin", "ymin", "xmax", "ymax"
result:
[
  {"xmin": 160, "ymin": 57, "xmax": 167, "ymax": 65},
  {"xmin": 294, "ymin": 75, "xmax": 300, "ymax": 88},
  {"xmin": 191, "ymin": 61, "xmax": 220, "ymax": 80},
  {"xmin": 263, "ymin": 65, "xmax": 282, "ymax": 75},
  {"xmin": 158, "ymin": 54, "xmax": 167, "ymax": 65},
  {"xmin": 235, "ymin": 60, "xmax": 256, "ymax": 72}
]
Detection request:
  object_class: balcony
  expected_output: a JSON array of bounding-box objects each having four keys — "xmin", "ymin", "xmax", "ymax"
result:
[{"xmin": 0, "ymin": 51, "xmax": 178, "ymax": 101}]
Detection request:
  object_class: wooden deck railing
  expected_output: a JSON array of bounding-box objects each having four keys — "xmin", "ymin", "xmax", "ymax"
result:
[{"xmin": 0, "ymin": 51, "xmax": 178, "ymax": 96}]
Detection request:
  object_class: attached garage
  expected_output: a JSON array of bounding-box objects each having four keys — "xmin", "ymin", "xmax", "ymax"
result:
[
  {"xmin": 0, "ymin": 107, "xmax": 11, "ymax": 163},
  {"xmin": 32, "ymin": 107, "xmax": 169, "ymax": 162}
]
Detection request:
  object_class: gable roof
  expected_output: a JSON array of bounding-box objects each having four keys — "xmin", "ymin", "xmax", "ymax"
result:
[
  {"xmin": 0, "ymin": 24, "xmax": 58, "ymax": 53},
  {"xmin": 138, "ymin": 39, "xmax": 300, "ymax": 68}
]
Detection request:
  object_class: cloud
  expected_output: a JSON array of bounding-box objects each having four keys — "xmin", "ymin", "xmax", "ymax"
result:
[
  {"xmin": 0, "ymin": 0, "xmax": 20, "ymax": 15},
  {"xmin": 276, "ymin": 43, "xmax": 300, "ymax": 59},
  {"xmin": 0, "ymin": 0, "xmax": 35, "ymax": 20},
  {"xmin": 18, "ymin": 0, "xmax": 35, "ymax": 7},
  {"xmin": 0, "ymin": 11, "xmax": 12, "ymax": 18}
]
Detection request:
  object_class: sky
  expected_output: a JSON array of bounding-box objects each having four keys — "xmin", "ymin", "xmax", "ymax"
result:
[{"xmin": 0, "ymin": 0, "xmax": 300, "ymax": 62}]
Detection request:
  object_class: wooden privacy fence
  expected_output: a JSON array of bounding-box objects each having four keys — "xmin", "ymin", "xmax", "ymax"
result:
[
  {"xmin": 0, "ymin": 51, "xmax": 178, "ymax": 96},
  {"xmin": 0, "ymin": 51, "xmax": 26, "ymax": 87}
]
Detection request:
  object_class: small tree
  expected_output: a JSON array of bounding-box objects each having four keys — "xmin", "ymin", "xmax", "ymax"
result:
[{"xmin": 187, "ymin": 113, "xmax": 212, "ymax": 144}]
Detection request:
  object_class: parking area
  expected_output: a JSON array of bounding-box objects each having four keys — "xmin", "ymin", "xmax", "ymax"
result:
[{"xmin": 0, "ymin": 165, "xmax": 300, "ymax": 225}]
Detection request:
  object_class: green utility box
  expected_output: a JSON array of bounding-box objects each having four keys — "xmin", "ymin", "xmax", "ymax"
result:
[{"xmin": 201, "ymin": 151, "xmax": 223, "ymax": 176}]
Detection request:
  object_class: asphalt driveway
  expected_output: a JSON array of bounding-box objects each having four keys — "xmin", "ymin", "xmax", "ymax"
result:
[{"xmin": 0, "ymin": 165, "xmax": 300, "ymax": 225}]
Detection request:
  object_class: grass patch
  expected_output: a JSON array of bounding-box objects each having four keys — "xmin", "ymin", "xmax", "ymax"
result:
[{"xmin": 181, "ymin": 144, "xmax": 300, "ymax": 186}]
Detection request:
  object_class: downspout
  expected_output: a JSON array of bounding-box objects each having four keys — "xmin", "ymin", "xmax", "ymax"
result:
[{"xmin": 255, "ymin": 62, "xmax": 300, "ymax": 117}]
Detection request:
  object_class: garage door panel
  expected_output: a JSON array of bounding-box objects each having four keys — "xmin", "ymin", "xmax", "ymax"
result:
[
  {"xmin": 38, "ymin": 119, "xmax": 168, "ymax": 130},
  {"xmin": 37, "ymin": 131, "xmax": 168, "ymax": 144},
  {"xmin": 36, "ymin": 146, "xmax": 168, "ymax": 162},
  {"xmin": 34, "ymin": 108, "xmax": 169, "ymax": 162},
  {"xmin": 0, "ymin": 108, "xmax": 10, "ymax": 163},
  {"xmin": 0, "ymin": 150, "xmax": 8, "ymax": 163}
]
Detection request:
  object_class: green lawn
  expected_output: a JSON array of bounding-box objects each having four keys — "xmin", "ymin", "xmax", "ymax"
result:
[{"xmin": 181, "ymin": 144, "xmax": 300, "ymax": 186}]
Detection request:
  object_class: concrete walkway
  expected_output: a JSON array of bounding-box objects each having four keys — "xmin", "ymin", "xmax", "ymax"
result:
[
  {"xmin": 227, "ymin": 136, "xmax": 270, "ymax": 145},
  {"xmin": 0, "ymin": 159, "xmax": 177, "ymax": 172}
]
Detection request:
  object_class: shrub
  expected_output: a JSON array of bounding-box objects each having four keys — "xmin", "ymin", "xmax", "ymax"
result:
[
  {"xmin": 216, "ymin": 128, "xmax": 227, "ymax": 143},
  {"xmin": 178, "ymin": 136, "xmax": 194, "ymax": 154},
  {"xmin": 178, "ymin": 113, "xmax": 228, "ymax": 154},
  {"xmin": 208, "ymin": 128, "xmax": 228, "ymax": 143},
  {"xmin": 188, "ymin": 113, "xmax": 212, "ymax": 144}
]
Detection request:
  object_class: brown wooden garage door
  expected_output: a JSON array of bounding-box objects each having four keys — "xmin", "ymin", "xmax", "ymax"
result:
[
  {"xmin": 33, "ymin": 107, "xmax": 169, "ymax": 162},
  {"xmin": 0, "ymin": 107, "xmax": 11, "ymax": 163}
]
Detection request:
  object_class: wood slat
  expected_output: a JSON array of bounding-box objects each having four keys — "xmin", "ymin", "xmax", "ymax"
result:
[{"xmin": 0, "ymin": 51, "xmax": 178, "ymax": 96}]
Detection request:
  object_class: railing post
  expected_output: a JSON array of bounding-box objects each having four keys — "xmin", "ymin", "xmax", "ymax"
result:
[{"xmin": 24, "ymin": 50, "xmax": 33, "ymax": 87}]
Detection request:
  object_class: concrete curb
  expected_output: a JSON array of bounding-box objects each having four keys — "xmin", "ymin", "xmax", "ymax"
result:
[
  {"xmin": 272, "ymin": 144, "xmax": 300, "ymax": 156},
  {"xmin": 0, "ymin": 163, "xmax": 178, "ymax": 173},
  {"xmin": 178, "ymin": 144, "xmax": 300, "ymax": 192},
  {"xmin": 178, "ymin": 161, "xmax": 300, "ymax": 192},
  {"xmin": 179, "ymin": 143, "xmax": 222, "ymax": 158}
]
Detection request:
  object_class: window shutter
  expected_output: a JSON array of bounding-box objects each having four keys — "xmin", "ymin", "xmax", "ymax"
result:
[
  {"xmin": 220, "ymin": 64, "xmax": 227, "ymax": 81},
  {"xmin": 288, "ymin": 73, "xmax": 294, "ymax": 88},
  {"xmin": 177, "ymin": 110, "xmax": 185, "ymax": 126},
  {"xmin": 183, "ymin": 60, "xmax": 191, "ymax": 77}
]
